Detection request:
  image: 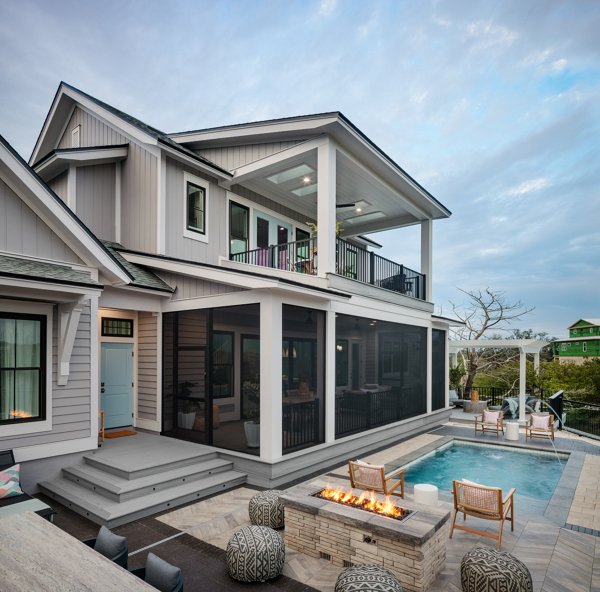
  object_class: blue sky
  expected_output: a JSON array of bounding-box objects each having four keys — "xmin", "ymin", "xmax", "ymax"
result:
[{"xmin": 1, "ymin": 0, "xmax": 598, "ymax": 337}]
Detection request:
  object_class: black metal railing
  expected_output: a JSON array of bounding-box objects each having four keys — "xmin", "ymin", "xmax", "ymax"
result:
[
  {"xmin": 282, "ymin": 399, "xmax": 320, "ymax": 452},
  {"xmin": 562, "ymin": 397, "xmax": 600, "ymax": 439},
  {"xmin": 335, "ymin": 387, "xmax": 426, "ymax": 438},
  {"xmin": 459, "ymin": 386, "xmax": 548, "ymax": 407}
]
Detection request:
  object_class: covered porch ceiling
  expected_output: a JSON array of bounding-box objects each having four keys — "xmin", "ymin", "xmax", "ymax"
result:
[{"xmin": 222, "ymin": 141, "xmax": 434, "ymax": 237}]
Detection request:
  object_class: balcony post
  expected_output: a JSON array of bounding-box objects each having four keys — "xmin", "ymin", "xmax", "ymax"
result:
[
  {"xmin": 426, "ymin": 326, "xmax": 433, "ymax": 414},
  {"xmin": 317, "ymin": 139, "xmax": 337, "ymax": 278},
  {"xmin": 325, "ymin": 310, "xmax": 336, "ymax": 443},
  {"xmin": 420, "ymin": 219, "xmax": 433, "ymax": 301}
]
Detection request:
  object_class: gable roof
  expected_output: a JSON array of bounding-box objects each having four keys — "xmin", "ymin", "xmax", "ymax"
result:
[
  {"xmin": 568, "ymin": 319, "xmax": 600, "ymax": 329},
  {"xmin": 30, "ymin": 82, "xmax": 232, "ymax": 179}
]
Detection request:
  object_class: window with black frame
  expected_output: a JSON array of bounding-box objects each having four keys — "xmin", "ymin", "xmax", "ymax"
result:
[
  {"xmin": 186, "ymin": 181, "xmax": 206, "ymax": 234},
  {"xmin": 0, "ymin": 314, "xmax": 45, "ymax": 423},
  {"xmin": 229, "ymin": 202, "xmax": 249, "ymax": 256}
]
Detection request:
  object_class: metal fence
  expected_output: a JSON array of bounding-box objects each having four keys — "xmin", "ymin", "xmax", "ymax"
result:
[
  {"xmin": 459, "ymin": 386, "xmax": 548, "ymax": 407},
  {"xmin": 282, "ymin": 399, "xmax": 320, "ymax": 452},
  {"xmin": 562, "ymin": 398, "xmax": 600, "ymax": 439}
]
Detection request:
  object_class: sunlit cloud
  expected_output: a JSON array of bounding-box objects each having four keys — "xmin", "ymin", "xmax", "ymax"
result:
[
  {"xmin": 318, "ymin": 0, "xmax": 337, "ymax": 17},
  {"xmin": 505, "ymin": 178, "xmax": 550, "ymax": 197}
]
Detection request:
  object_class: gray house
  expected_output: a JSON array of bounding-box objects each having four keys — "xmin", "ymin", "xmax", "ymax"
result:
[{"xmin": 1, "ymin": 82, "xmax": 453, "ymax": 521}]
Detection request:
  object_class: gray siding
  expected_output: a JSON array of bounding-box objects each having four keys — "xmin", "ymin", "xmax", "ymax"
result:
[
  {"xmin": 157, "ymin": 271, "xmax": 243, "ymax": 300},
  {"xmin": 137, "ymin": 312, "xmax": 158, "ymax": 421},
  {"xmin": 0, "ymin": 178, "xmax": 82, "ymax": 264},
  {"xmin": 0, "ymin": 302, "xmax": 93, "ymax": 449},
  {"xmin": 76, "ymin": 164, "xmax": 116, "ymax": 241},
  {"xmin": 48, "ymin": 171, "xmax": 68, "ymax": 203},
  {"xmin": 59, "ymin": 106, "xmax": 158, "ymax": 253},
  {"xmin": 164, "ymin": 157, "xmax": 226, "ymax": 263},
  {"xmin": 196, "ymin": 141, "xmax": 305, "ymax": 170}
]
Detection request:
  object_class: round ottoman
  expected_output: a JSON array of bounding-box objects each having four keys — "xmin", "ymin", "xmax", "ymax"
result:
[
  {"xmin": 248, "ymin": 489, "xmax": 285, "ymax": 528},
  {"xmin": 335, "ymin": 565, "xmax": 403, "ymax": 592},
  {"xmin": 226, "ymin": 525, "xmax": 285, "ymax": 582},
  {"xmin": 461, "ymin": 546, "xmax": 533, "ymax": 592}
]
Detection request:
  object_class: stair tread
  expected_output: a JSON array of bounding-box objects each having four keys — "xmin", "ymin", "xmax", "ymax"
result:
[
  {"xmin": 40, "ymin": 470, "xmax": 246, "ymax": 520},
  {"xmin": 64, "ymin": 458, "xmax": 233, "ymax": 493}
]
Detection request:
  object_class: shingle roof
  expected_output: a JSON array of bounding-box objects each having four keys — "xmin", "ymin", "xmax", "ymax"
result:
[
  {"xmin": 102, "ymin": 242, "xmax": 174, "ymax": 293},
  {"xmin": 0, "ymin": 255, "xmax": 102, "ymax": 288},
  {"xmin": 61, "ymin": 82, "xmax": 231, "ymax": 177}
]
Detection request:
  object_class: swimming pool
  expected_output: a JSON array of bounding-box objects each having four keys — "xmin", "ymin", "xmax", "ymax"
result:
[{"xmin": 402, "ymin": 441, "xmax": 567, "ymax": 500}]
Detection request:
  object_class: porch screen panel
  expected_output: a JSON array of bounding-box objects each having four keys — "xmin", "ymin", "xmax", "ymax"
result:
[{"xmin": 431, "ymin": 329, "xmax": 446, "ymax": 410}]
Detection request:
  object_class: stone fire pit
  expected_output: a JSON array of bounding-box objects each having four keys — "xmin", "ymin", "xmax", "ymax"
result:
[{"xmin": 281, "ymin": 480, "xmax": 450, "ymax": 592}]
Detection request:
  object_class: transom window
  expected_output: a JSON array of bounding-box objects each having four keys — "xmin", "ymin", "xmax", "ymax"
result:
[
  {"xmin": 186, "ymin": 181, "xmax": 206, "ymax": 234},
  {"xmin": 0, "ymin": 314, "xmax": 45, "ymax": 424},
  {"xmin": 101, "ymin": 317, "xmax": 134, "ymax": 338}
]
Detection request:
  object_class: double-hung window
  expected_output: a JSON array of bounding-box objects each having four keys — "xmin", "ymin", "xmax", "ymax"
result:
[
  {"xmin": 183, "ymin": 173, "xmax": 209, "ymax": 243},
  {"xmin": 0, "ymin": 313, "xmax": 45, "ymax": 424}
]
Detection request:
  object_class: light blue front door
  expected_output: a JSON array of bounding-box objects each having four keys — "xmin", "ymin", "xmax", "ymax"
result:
[{"xmin": 101, "ymin": 343, "xmax": 133, "ymax": 429}]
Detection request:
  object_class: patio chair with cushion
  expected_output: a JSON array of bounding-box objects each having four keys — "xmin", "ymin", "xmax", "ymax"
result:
[
  {"xmin": 130, "ymin": 552, "xmax": 184, "ymax": 592},
  {"xmin": 348, "ymin": 460, "xmax": 405, "ymax": 498},
  {"xmin": 449, "ymin": 479, "xmax": 515, "ymax": 549},
  {"xmin": 474, "ymin": 409, "xmax": 504, "ymax": 438},
  {"xmin": 83, "ymin": 525, "xmax": 128, "ymax": 568},
  {"xmin": 525, "ymin": 413, "xmax": 554, "ymax": 441}
]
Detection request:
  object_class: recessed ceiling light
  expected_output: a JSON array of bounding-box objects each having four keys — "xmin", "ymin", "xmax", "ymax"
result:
[
  {"xmin": 303, "ymin": 176, "xmax": 311, "ymax": 184},
  {"xmin": 355, "ymin": 207, "xmax": 362, "ymax": 212}
]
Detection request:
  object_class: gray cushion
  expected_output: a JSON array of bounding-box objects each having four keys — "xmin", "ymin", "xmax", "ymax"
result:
[
  {"xmin": 145, "ymin": 552, "xmax": 183, "ymax": 592},
  {"xmin": 94, "ymin": 525, "xmax": 127, "ymax": 560}
]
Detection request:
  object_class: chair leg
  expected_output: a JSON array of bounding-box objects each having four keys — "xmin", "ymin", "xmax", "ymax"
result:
[
  {"xmin": 497, "ymin": 518, "xmax": 504, "ymax": 549},
  {"xmin": 449, "ymin": 509, "xmax": 458, "ymax": 539},
  {"xmin": 510, "ymin": 498, "xmax": 514, "ymax": 531}
]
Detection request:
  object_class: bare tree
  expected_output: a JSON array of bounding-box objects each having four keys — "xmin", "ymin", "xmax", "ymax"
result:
[{"xmin": 450, "ymin": 288, "xmax": 534, "ymax": 393}]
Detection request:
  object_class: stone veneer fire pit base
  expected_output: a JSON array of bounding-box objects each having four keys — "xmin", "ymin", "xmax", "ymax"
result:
[{"xmin": 281, "ymin": 480, "xmax": 450, "ymax": 592}]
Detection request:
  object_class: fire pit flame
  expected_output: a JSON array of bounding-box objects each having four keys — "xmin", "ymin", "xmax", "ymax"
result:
[{"xmin": 315, "ymin": 486, "xmax": 412, "ymax": 521}]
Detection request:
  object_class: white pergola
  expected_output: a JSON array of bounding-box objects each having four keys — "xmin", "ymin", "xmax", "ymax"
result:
[{"xmin": 448, "ymin": 339, "xmax": 549, "ymax": 422}]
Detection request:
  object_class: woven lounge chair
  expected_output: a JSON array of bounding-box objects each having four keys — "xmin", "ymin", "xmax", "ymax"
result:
[
  {"xmin": 450, "ymin": 480, "xmax": 515, "ymax": 549},
  {"xmin": 474, "ymin": 409, "xmax": 504, "ymax": 438},
  {"xmin": 525, "ymin": 413, "xmax": 554, "ymax": 441},
  {"xmin": 348, "ymin": 460, "xmax": 405, "ymax": 498}
]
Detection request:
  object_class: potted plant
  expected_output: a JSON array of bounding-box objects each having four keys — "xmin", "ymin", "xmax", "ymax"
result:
[
  {"xmin": 243, "ymin": 382, "xmax": 260, "ymax": 448},
  {"xmin": 178, "ymin": 382, "xmax": 197, "ymax": 429}
]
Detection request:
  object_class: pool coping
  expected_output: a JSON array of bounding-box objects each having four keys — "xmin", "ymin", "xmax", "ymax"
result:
[{"xmin": 383, "ymin": 435, "xmax": 585, "ymax": 531}]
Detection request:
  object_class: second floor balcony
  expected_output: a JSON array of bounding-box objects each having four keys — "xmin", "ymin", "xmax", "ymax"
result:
[{"xmin": 230, "ymin": 236, "xmax": 426, "ymax": 300}]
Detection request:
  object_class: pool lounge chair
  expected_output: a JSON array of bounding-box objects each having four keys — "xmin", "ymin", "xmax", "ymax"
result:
[
  {"xmin": 348, "ymin": 460, "xmax": 405, "ymax": 498},
  {"xmin": 450, "ymin": 479, "xmax": 515, "ymax": 549}
]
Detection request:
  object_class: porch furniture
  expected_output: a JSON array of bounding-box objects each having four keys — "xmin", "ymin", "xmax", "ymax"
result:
[
  {"xmin": 461, "ymin": 545, "xmax": 533, "ymax": 592},
  {"xmin": 249, "ymin": 490, "xmax": 285, "ymax": 529},
  {"xmin": 348, "ymin": 460, "xmax": 405, "ymax": 498},
  {"xmin": 474, "ymin": 410, "xmax": 504, "ymax": 438},
  {"xmin": 335, "ymin": 565, "xmax": 404, "ymax": 592},
  {"xmin": 0, "ymin": 512, "xmax": 154, "ymax": 591},
  {"xmin": 0, "ymin": 449, "xmax": 55, "ymax": 522},
  {"xmin": 130, "ymin": 552, "xmax": 184, "ymax": 592},
  {"xmin": 464, "ymin": 400, "xmax": 488, "ymax": 414},
  {"xmin": 525, "ymin": 413, "xmax": 555, "ymax": 441},
  {"xmin": 83, "ymin": 525, "xmax": 129, "ymax": 568},
  {"xmin": 501, "ymin": 395, "xmax": 540, "ymax": 419},
  {"xmin": 450, "ymin": 480, "xmax": 515, "ymax": 549},
  {"xmin": 505, "ymin": 421, "xmax": 520, "ymax": 441},
  {"xmin": 226, "ymin": 525, "xmax": 285, "ymax": 582},
  {"xmin": 449, "ymin": 389, "xmax": 466, "ymax": 407},
  {"xmin": 413, "ymin": 483, "xmax": 438, "ymax": 506}
]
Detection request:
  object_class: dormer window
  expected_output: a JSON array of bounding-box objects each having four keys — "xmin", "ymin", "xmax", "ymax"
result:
[
  {"xmin": 183, "ymin": 173, "xmax": 209, "ymax": 243},
  {"xmin": 71, "ymin": 125, "xmax": 80, "ymax": 148}
]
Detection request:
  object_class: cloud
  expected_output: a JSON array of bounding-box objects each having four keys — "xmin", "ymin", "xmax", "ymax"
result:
[
  {"xmin": 318, "ymin": 0, "xmax": 337, "ymax": 17},
  {"xmin": 504, "ymin": 178, "xmax": 550, "ymax": 197}
]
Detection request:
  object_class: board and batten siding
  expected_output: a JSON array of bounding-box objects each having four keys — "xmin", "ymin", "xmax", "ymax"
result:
[
  {"xmin": 76, "ymin": 164, "xmax": 116, "ymax": 242},
  {"xmin": 137, "ymin": 312, "xmax": 158, "ymax": 422},
  {"xmin": 164, "ymin": 157, "xmax": 226, "ymax": 263},
  {"xmin": 196, "ymin": 141, "xmax": 305, "ymax": 170},
  {"xmin": 0, "ymin": 177, "xmax": 83, "ymax": 264},
  {"xmin": 157, "ymin": 271, "xmax": 243, "ymax": 301},
  {"xmin": 48, "ymin": 171, "xmax": 68, "ymax": 203},
  {"xmin": 0, "ymin": 302, "xmax": 93, "ymax": 450},
  {"xmin": 59, "ymin": 106, "xmax": 158, "ymax": 253}
]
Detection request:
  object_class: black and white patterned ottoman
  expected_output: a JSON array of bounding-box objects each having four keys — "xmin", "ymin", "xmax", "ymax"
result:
[
  {"xmin": 248, "ymin": 489, "xmax": 285, "ymax": 529},
  {"xmin": 461, "ymin": 545, "xmax": 533, "ymax": 592},
  {"xmin": 226, "ymin": 525, "xmax": 285, "ymax": 582},
  {"xmin": 335, "ymin": 565, "xmax": 404, "ymax": 592}
]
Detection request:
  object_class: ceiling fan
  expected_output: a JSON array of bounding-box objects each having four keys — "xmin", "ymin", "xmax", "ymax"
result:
[{"xmin": 336, "ymin": 203, "xmax": 356, "ymax": 209}]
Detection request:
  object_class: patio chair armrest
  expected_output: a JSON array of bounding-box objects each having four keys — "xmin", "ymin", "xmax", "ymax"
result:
[
  {"xmin": 385, "ymin": 467, "xmax": 405, "ymax": 480},
  {"xmin": 503, "ymin": 488, "xmax": 516, "ymax": 504},
  {"xmin": 82, "ymin": 538, "xmax": 96, "ymax": 548}
]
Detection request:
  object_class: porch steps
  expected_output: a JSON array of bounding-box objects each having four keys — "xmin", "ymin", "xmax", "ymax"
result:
[{"xmin": 39, "ymin": 436, "xmax": 247, "ymax": 528}]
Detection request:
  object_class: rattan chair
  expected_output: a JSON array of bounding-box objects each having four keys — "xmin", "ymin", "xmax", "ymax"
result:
[
  {"xmin": 450, "ymin": 480, "xmax": 515, "ymax": 549},
  {"xmin": 348, "ymin": 460, "xmax": 405, "ymax": 498},
  {"xmin": 474, "ymin": 410, "xmax": 504, "ymax": 438},
  {"xmin": 525, "ymin": 413, "xmax": 554, "ymax": 441}
]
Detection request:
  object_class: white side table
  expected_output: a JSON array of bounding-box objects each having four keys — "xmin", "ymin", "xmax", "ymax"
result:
[
  {"xmin": 505, "ymin": 421, "xmax": 519, "ymax": 441},
  {"xmin": 414, "ymin": 484, "xmax": 438, "ymax": 506}
]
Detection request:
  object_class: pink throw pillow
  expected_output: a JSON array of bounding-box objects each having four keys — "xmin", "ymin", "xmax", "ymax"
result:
[
  {"xmin": 531, "ymin": 414, "xmax": 550, "ymax": 429},
  {"xmin": 483, "ymin": 410, "xmax": 499, "ymax": 423}
]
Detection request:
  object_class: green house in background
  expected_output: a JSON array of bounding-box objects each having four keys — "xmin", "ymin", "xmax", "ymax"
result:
[{"xmin": 553, "ymin": 318, "xmax": 600, "ymax": 364}]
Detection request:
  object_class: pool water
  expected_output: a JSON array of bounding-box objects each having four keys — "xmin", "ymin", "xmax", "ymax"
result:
[{"xmin": 403, "ymin": 441, "xmax": 566, "ymax": 500}]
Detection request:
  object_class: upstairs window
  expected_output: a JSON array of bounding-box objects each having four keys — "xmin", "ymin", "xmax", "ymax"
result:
[
  {"xmin": 583, "ymin": 342, "xmax": 588, "ymax": 353},
  {"xmin": 229, "ymin": 202, "xmax": 249, "ymax": 255},
  {"xmin": 183, "ymin": 173, "xmax": 209, "ymax": 243},
  {"xmin": 71, "ymin": 125, "xmax": 80, "ymax": 148}
]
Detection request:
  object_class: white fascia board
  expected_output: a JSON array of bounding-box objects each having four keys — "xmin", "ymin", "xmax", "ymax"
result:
[
  {"xmin": 34, "ymin": 146, "xmax": 128, "ymax": 178},
  {"xmin": 169, "ymin": 114, "xmax": 339, "ymax": 145},
  {"xmin": 0, "ymin": 144, "xmax": 131, "ymax": 284},
  {"xmin": 342, "ymin": 214, "xmax": 418, "ymax": 236},
  {"xmin": 159, "ymin": 143, "xmax": 231, "ymax": 181},
  {"xmin": 0, "ymin": 276, "xmax": 102, "ymax": 296},
  {"xmin": 220, "ymin": 136, "xmax": 327, "ymax": 189}
]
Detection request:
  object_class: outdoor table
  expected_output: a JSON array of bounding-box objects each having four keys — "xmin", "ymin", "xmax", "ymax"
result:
[
  {"xmin": 505, "ymin": 421, "xmax": 520, "ymax": 441},
  {"xmin": 0, "ymin": 511, "xmax": 154, "ymax": 591}
]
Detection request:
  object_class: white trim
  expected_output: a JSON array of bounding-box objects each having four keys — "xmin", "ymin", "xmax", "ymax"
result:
[
  {"xmin": 71, "ymin": 125, "xmax": 80, "ymax": 148},
  {"xmin": 158, "ymin": 143, "xmax": 231, "ymax": 181},
  {"xmin": 89, "ymin": 295, "xmax": 99, "ymax": 441},
  {"xmin": 155, "ymin": 312, "xmax": 162, "ymax": 430},
  {"xmin": 0, "ymin": 300, "xmax": 53, "ymax": 437},
  {"xmin": 34, "ymin": 146, "xmax": 129, "ymax": 180},
  {"xmin": 135, "ymin": 417, "xmax": 161, "ymax": 432},
  {"xmin": 182, "ymin": 172, "xmax": 209, "ymax": 244},
  {"xmin": 57, "ymin": 298, "xmax": 85, "ymax": 385},
  {"xmin": 325, "ymin": 309, "xmax": 336, "ymax": 443},
  {"xmin": 67, "ymin": 165, "xmax": 76, "ymax": 210},
  {"xmin": 13, "ymin": 435, "xmax": 98, "ymax": 463},
  {"xmin": 0, "ymin": 276, "xmax": 101, "ymax": 296},
  {"xmin": 420, "ymin": 219, "xmax": 432, "ymax": 302},
  {"xmin": 115, "ymin": 161, "xmax": 122, "ymax": 243},
  {"xmin": 157, "ymin": 154, "xmax": 166, "ymax": 254},
  {"xmin": 316, "ymin": 139, "xmax": 336, "ymax": 278},
  {"xmin": 426, "ymin": 326, "xmax": 432, "ymax": 414}
]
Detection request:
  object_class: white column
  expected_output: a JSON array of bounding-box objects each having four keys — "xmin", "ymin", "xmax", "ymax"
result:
[
  {"xmin": 445, "ymin": 332, "xmax": 450, "ymax": 408},
  {"xmin": 325, "ymin": 309, "xmax": 336, "ymax": 442},
  {"xmin": 533, "ymin": 352, "xmax": 540, "ymax": 373},
  {"xmin": 420, "ymin": 219, "xmax": 433, "ymax": 301},
  {"xmin": 67, "ymin": 165, "xmax": 77, "ymax": 211},
  {"xmin": 317, "ymin": 140, "xmax": 337, "ymax": 278},
  {"xmin": 259, "ymin": 294, "xmax": 282, "ymax": 461},
  {"xmin": 449, "ymin": 351, "xmax": 458, "ymax": 368},
  {"xmin": 426, "ymin": 326, "xmax": 432, "ymax": 413},
  {"xmin": 89, "ymin": 294, "xmax": 100, "ymax": 442},
  {"xmin": 519, "ymin": 350, "xmax": 527, "ymax": 423}
]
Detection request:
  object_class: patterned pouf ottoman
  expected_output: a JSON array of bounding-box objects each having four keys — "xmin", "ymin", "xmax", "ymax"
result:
[
  {"xmin": 248, "ymin": 489, "xmax": 285, "ymax": 529},
  {"xmin": 335, "ymin": 565, "xmax": 404, "ymax": 592},
  {"xmin": 226, "ymin": 525, "xmax": 285, "ymax": 582},
  {"xmin": 461, "ymin": 546, "xmax": 533, "ymax": 592}
]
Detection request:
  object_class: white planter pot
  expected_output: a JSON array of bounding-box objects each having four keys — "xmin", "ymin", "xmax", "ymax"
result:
[
  {"xmin": 244, "ymin": 421, "xmax": 260, "ymax": 448},
  {"xmin": 178, "ymin": 411, "xmax": 196, "ymax": 430}
]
